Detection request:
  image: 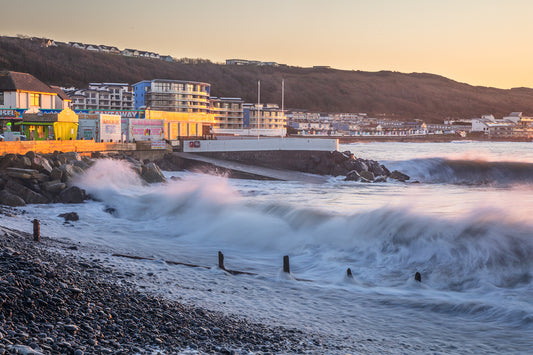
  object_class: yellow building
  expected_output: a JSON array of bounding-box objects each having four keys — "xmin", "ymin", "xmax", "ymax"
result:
[
  {"xmin": 19, "ymin": 108, "xmax": 78, "ymax": 140},
  {"xmin": 144, "ymin": 109, "xmax": 215, "ymax": 139}
]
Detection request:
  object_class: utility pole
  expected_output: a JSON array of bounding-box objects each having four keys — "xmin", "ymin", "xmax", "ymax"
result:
[
  {"xmin": 257, "ymin": 80, "xmax": 261, "ymax": 140},
  {"xmin": 281, "ymin": 79, "xmax": 285, "ymax": 138}
]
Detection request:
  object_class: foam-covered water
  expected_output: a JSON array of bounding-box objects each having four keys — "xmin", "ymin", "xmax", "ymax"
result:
[{"xmin": 3, "ymin": 141, "xmax": 533, "ymax": 353}]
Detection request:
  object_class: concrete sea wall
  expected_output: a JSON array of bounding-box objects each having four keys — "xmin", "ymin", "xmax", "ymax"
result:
[
  {"xmin": 0, "ymin": 140, "xmax": 136, "ymax": 156},
  {"xmin": 183, "ymin": 138, "xmax": 338, "ymax": 153}
]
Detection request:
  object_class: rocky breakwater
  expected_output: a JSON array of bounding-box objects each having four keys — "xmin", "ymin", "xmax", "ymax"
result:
[
  {"xmin": 0, "ymin": 152, "xmax": 167, "ymax": 207},
  {"xmin": 308, "ymin": 150, "xmax": 410, "ymax": 183}
]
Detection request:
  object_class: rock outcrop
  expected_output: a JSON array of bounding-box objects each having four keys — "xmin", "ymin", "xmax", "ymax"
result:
[
  {"xmin": 0, "ymin": 151, "xmax": 168, "ymax": 207},
  {"xmin": 308, "ymin": 150, "xmax": 410, "ymax": 183},
  {"xmin": 141, "ymin": 162, "xmax": 167, "ymax": 184}
]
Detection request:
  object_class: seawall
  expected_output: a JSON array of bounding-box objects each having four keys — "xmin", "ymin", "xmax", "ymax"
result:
[
  {"xmin": 197, "ymin": 150, "xmax": 333, "ymax": 173},
  {"xmin": 0, "ymin": 140, "xmax": 172, "ymax": 161},
  {"xmin": 0, "ymin": 140, "xmax": 136, "ymax": 156}
]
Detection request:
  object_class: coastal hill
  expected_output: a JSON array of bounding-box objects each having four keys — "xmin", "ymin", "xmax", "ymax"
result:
[{"xmin": 2, "ymin": 36, "xmax": 533, "ymax": 123}]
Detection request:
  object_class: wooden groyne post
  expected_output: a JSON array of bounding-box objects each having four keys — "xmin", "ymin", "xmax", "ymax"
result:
[
  {"xmin": 283, "ymin": 255, "xmax": 290, "ymax": 273},
  {"xmin": 32, "ymin": 219, "xmax": 40, "ymax": 242},
  {"xmin": 218, "ymin": 251, "xmax": 225, "ymax": 270},
  {"xmin": 415, "ymin": 271, "xmax": 421, "ymax": 282}
]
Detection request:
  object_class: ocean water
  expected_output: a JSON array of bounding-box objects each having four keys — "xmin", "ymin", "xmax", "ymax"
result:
[{"xmin": 3, "ymin": 141, "xmax": 533, "ymax": 353}]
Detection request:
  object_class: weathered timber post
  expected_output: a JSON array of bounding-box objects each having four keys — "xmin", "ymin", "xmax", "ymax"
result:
[
  {"xmin": 283, "ymin": 255, "xmax": 290, "ymax": 273},
  {"xmin": 414, "ymin": 271, "xmax": 421, "ymax": 282},
  {"xmin": 346, "ymin": 268, "xmax": 353, "ymax": 278},
  {"xmin": 218, "ymin": 251, "xmax": 225, "ymax": 270},
  {"xmin": 32, "ymin": 219, "xmax": 40, "ymax": 242}
]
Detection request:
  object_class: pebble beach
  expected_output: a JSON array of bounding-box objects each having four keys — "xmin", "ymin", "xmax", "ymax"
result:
[{"xmin": 0, "ymin": 207, "xmax": 330, "ymax": 355}]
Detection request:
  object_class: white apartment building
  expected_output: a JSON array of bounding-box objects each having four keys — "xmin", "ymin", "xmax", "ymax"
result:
[
  {"xmin": 67, "ymin": 83, "xmax": 134, "ymax": 111},
  {"xmin": 243, "ymin": 103, "xmax": 286, "ymax": 136},
  {"xmin": 210, "ymin": 97, "xmax": 244, "ymax": 133}
]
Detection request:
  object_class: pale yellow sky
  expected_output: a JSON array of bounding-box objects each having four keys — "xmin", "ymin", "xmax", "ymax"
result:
[{"xmin": 2, "ymin": 0, "xmax": 532, "ymax": 89}]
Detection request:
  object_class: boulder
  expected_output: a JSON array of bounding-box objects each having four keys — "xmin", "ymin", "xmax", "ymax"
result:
[
  {"xmin": 0, "ymin": 154, "xmax": 18, "ymax": 170},
  {"xmin": 331, "ymin": 164, "xmax": 349, "ymax": 177},
  {"xmin": 5, "ymin": 179, "xmax": 49, "ymax": 204},
  {"xmin": 41, "ymin": 180, "xmax": 67, "ymax": 194},
  {"xmin": 73, "ymin": 160, "xmax": 90, "ymax": 171},
  {"xmin": 141, "ymin": 162, "xmax": 167, "ymax": 183},
  {"xmin": 59, "ymin": 164, "xmax": 78, "ymax": 182},
  {"xmin": 331, "ymin": 150, "xmax": 350, "ymax": 164},
  {"xmin": 367, "ymin": 160, "xmax": 386, "ymax": 177},
  {"xmin": 4, "ymin": 167, "xmax": 40, "ymax": 180},
  {"xmin": 343, "ymin": 159, "xmax": 367, "ymax": 174},
  {"xmin": 390, "ymin": 170, "xmax": 410, "ymax": 182},
  {"xmin": 58, "ymin": 186, "xmax": 86, "ymax": 204},
  {"xmin": 25, "ymin": 151, "xmax": 36, "ymax": 160},
  {"xmin": 71, "ymin": 165, "xmax": 85, "ymax": 175},
  {"xmin": 344, "ymin": 170, "xmax": 360, "ymax": 181},
  {"xmin": 49, "ymin": 167, "xmax": 63, "ymax": 181},
  {"xmin": 23, "ymin": 188, "xmax": 49, "ymax": 204},
  {"xmin": 35, "ymin": 173, "xmax": 50, "ymax": 183},
  {"xmin": 58, "ymin": 212, "xmax": 79, "ymax": 222},
  {"xmin": 31, "ymin": 155, "xmax": 53, "ymax": 174},
  {"xmin": 374, "ymin": 176, "xmax": 387, "ymax": 183},
  {"xmin": 359, "ymin": 170, "xmax": 375, "ymax": 182},
  {"xmin": 0, "ymin": 190, "xmax": 26, "ymax": 207},
  {"xmin": 62, "ymin": 152, "xmax": 82, "ymax": 162},
  {"xmin": 381, "ymin": 164, "xmax": 391, "ymax": 176},
  {"xmin": 14, "ymin": 156, "xmax": 32, "ymax": 169}
]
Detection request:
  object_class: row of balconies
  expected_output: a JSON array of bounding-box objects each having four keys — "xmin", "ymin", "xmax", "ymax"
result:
[
  {"xmin": 211, "ymin": 108, "xmax": 243, "ymax": 114},
  {"xmin": 214, "ymin": 114, "xmax": 243, "ymax": 120},
  {"xmin": 216, "ymin": 119, "xmax": 244, "ymax": 124},
  {"xmin": 147, "ymin": 96, "xmax": 209, "ymax": 104},
  {"xmin": 149, "ymin": 89, "xmax": 210, "ymax": 96},
  {"xmin": 215, "ymin": 124, "xmax": 244, "ymax": 129}
]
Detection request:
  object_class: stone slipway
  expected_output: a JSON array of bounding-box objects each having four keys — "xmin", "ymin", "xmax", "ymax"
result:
[{"xmin": 174, "ymin": 152, "xmax": 329, "ymax": 184}]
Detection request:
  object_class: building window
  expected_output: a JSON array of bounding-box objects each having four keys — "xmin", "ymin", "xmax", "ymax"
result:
[
  {"xmin": 31, "ymin": 93, "xmax": 41, "ymax": 107},
  {"xmin": 0, "ymin": 92, "xmax": 4, "ymax": 105}
]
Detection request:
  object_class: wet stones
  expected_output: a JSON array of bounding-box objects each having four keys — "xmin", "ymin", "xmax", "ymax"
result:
[
  {"xmin": 298, "ymin": 150, "xmax": 410, "ymax": 183},
  {"xmin": 140, "ymin": 162, "xmax": 167, "ymax": 184},
  {"xmin": 0, "ymin": 227, "xmax": 333, "ymax": 354},
  {"xmin": 0, "ymin": 151, "xmax": 170, "ymax": 207},
  {"xmin": 58, "ymin": 212, "xmax": 79, "ymax": 222},
  {"xmin": 390, "ymin": 170, "xmax": 411, "ymax": 182},
  {"xmin": 58, "ymin": 187, "xmax": 86, "ymax": 204},
  {"xmin": 0, "ymin": 190, "xmax": 26, "ymax": 207}
]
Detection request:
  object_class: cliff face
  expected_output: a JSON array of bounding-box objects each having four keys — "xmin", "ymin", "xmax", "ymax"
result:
[{"xmin": 2, "ymin": 36, "xmax": 533, "ymax": 122}]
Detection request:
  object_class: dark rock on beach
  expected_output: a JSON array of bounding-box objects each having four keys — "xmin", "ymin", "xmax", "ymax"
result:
[
  {"xmin": 390, "ymin": 170, "xmax": 411, "ymax": 182},
  {"xmin": 58, "ymin": 212, "xmax": 79, "ymax": 222},
  {"xmin": 0, "ymin": 190, "xmax": 26, "ymax": 207},
  {"xmin": 58, "ymin": 186, "xmax": 86, "ymax": 204},
  {"xmin": 141, "ymin": 162, "xmax": 167, "ymax": 184}
]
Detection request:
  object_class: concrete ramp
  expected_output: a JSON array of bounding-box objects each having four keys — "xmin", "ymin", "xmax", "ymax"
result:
[{"xmin": 174, "ymin": 152, "xmax": 328, "ymax": 184}]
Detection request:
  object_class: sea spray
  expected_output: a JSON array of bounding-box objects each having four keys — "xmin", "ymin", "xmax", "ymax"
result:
[
  {"xmin": 73, "ymin": 159, "xmax": 533, "ymax": 293},
  {"xmin": 388, "ymin": 158, "xmax": 533, "ymax": 185}
]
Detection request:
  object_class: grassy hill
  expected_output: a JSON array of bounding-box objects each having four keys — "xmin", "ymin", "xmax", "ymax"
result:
[{"xmin": 2, "ymin": 36, "xmax": 533, "ymax": 123}]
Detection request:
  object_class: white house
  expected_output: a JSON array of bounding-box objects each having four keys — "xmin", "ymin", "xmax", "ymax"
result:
[{"xmin": 0, "ymin": 71, "xmax": 62, "ymax": 110}]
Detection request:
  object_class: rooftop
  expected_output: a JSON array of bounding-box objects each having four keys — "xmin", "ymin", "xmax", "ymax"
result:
[{"xmin": 0, "ymin": 71, "xmax": 56, "ymax": 94}]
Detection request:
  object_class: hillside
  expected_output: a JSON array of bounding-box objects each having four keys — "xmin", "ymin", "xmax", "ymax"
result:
[{"xmin": 2, "ymin": 36, "xmax": 533, "ymax": 122}]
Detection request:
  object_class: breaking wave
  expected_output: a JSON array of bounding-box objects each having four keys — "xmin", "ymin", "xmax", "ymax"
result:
[{"xmin": 389, "ymin": 158, "xmax": 533, "ymax": 185}]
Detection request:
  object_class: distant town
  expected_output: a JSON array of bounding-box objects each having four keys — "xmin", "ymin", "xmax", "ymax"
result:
[{"xmin": 1, "ymin": 35, "xmax": 533, "ymax": 143}]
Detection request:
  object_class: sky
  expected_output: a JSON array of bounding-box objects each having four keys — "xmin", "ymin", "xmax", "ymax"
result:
[{"xmin": 2, "ymin": 0, "xmax": 533, "ymax": 89}]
